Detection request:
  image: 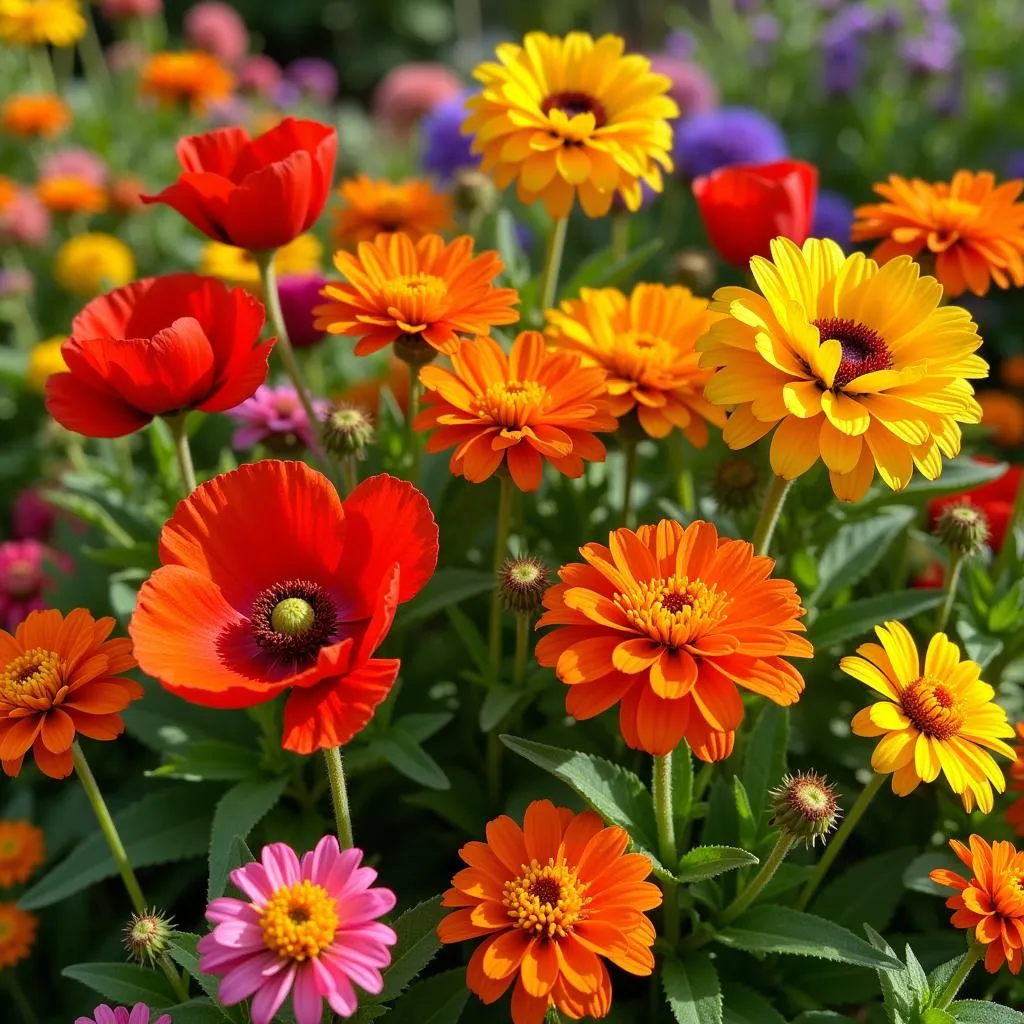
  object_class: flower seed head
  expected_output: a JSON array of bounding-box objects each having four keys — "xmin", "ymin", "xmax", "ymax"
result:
[
  {"xmin": 499, "ymin": 555, "xmax": 551, "ymax": 614},
  {"xmin": 770, "ymin": 771, "xmax": 841, "ymax": 847},
  {"xmin": 452, "ymin": 169, "xmax": 498, "ymax": 219},
  {"xmin": 712, "ymin": 456, "xmax": 761, "ymax": 512},
  {"xmin": 323, "ymin": 404, "xmax": 375, "ymax": 457},
  {"xmin": 124, "ymin": 908, "xmax": 174, "ymax": 965},
  {"xmin": 673, "ymin": 248, "xmax": 716, "ymax": 294},
  {"xmin": 936, "ymin": 500, "xmax": 990, "ymax": 557}
]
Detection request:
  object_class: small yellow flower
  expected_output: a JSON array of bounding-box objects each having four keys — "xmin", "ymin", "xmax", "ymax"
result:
[
  {"xmin": 53, "ymin": 233, "xmax": 135, "ymax": 297},
  {"xmin": 0, "ymin": 0, "xmax": 84, "ymax": 47},
  {"xmin": 199, "ymin": 233, "xmax": 323, "ymax": 290},
  {"xmin": 26, "ymin": 337, "xmax": 68, "ymax": 393}
]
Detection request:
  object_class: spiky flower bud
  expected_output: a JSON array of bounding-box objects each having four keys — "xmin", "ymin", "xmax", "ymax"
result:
[
  {"xmin": 770, "ymin": 771, "xmax": 841, "ymax": 847},
  {"xmin": 936, "ymin": 500, "xmax": 990, "ymax": 557},
  {"xmin": 499, "ymin": 555, "xmax": 550, "ymax": 615},
  {"xmin": 673, "ymin": 248, "xmax": 716, "ymax": 295},
  {"xmin": 124, "ymin": 909, "xmax": 174, "ymax": 965},
  {"xmin": 323, "ymin": 404, "xmax": 375, "ymax": 458},
  {"xmin": 712, "ymin": 457, "xmax": 761, "ymax": 512},
  {"xmin": 452, "ymin": 168, "xmax": 498, "ymax": 220}
]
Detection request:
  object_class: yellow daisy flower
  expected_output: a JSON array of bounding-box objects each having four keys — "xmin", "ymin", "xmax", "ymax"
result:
[
  {"xmin": 199, "ymin": 233, "xmax": 323, "ymax": 290},
  {"xmin": 26, "ymin": 336, "xmax": 68, "ymax": 393},
  {"xmin": 53, "ymin": 233, "xmax": 135, "ymax": 297},
  {"xmin": 697, "ymin": 237, "xmax": 988, "ymax": 503},
  {"xmin": 0, "ymin": 0, "xmax": 84, "ymax": 47},
  {"xmin": 843, "ymin": 621, "xmax": 1015, "ymax": 813},
  {"xmin": 463, "ymin": 31, "xmax": 677, "ymax": 219},
  {"xmin": 331, "ymin": 175, "xmax": 453, "ymax": 250}
]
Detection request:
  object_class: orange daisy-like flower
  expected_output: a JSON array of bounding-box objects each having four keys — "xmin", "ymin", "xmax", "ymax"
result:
[
  {"xmin": 536, "ymin": 519, "xmax": 811, "ymax": 759},
  {"xmin": 438, "ymin": 799, "xmax": 661, "ymax": 1024},
  {"xmin": 140, "ymin": 51, "xmax": 235, "ymax": 113},
  {"xmin": 415, "ymin": 331, "xmax": 617, "ymax": 491},
  {"xmin": 1006, "ymin": 723, "xmax": 1024, "ymax": 837},
  {"xmin": 0, "ymin": 820, "xmax": 44, "ymax": 887},
  {"xmin": 1, "ymin": 93, "xmax": 70, "ymax": 137},
  {"xmin": 545, "ymin": 283, "xmax": 726, "ymax": 443},
  {"xmin": 315, "ymin": 233, "xmax": 520, "ymax": 361},
  {"xmin": 851, "ymin": 171, "xmax": 1024, "ymax": 298},
  {"xmin": 0, "ymin": 903, "xmax": 36, "ymax": 969},
  {"xmin": 332, "ymin": 175, "xmax": 454, "ymax": 250},
  {"xmin": 36, "ymin": 175, "xmax": 107, "ymax": 215},
  {"xmin": 931, "ymin": 836, "xmax": 1024, "ymax": 975},
  {"xmin": 0, "ymin": 608, "xmax": 141, "ymax": 779}
]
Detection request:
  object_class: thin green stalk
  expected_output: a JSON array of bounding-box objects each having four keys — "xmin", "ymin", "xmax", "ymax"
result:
[
  {"xmin": 79, "ymin": 1, "xmax": 112, "ymax": 96},
  {"xmin": 653, "ymin": 751, "xmax": 680, "ymax": 947},
  {"xmin": 29, "ymin": 47, "xmax": 57, "ymax": 92},
  {"xmin": 407, "ymin": 369, "xmax": 423, "ymax": 482},
  {"xmin": 751, "ymin": 475, "xmax": 793, "ymax": 556},
  {"xmin": 488, "ymin": 476, "xmax": 515, "ymax": 680},
  {"xmin": 621, "ymin": 442, "xmax": 638, "ymax": 528},
  {"xmin": 796, "ymin": 772, "xmax": 885, "ymax": 912},
  {"xmin": 486, "ymin": 731, "xmax": 503, "ymax": 804},
  {"xmin": 512, "ymin": 613, "xmax": 530, "ymax": 691},
  {"xmin": 323, "ymin": 747, "xmax": 355, "ymax": 849},
  {"xmin": 993, "ymin": 469, "xmax": 1024, "ymax": 583},
  {"xmin": 339, "ymin": 455, "xmax": 358, "ymax": 497},
  {"xmin": 935, "ymin": 550, "xmax": 964, "ymax": 633},
  {"xmin": 936, "ymin": 942, "xmax": 985, "ymax": 1009},
  {"xmin": 5, "ymin": 972, "xmax": 38, "ymax": 1024},
  {"xmin": 538, "ymin": 216, "xmax": 569, "ymax": 315},
  {"xmin": 113, "ymin": 437, "xmax": 134, "ymax": 487},
  {"xmin": 166, "ymin": 413, "xmax": 197, "ymax": 495},
  {"xmin": 611, "ymin": 212, "xmax": 629, "ymax": 261},
  {"xmin": 723, "ymin": 832, "xmax": 795, "ymax": 923}
]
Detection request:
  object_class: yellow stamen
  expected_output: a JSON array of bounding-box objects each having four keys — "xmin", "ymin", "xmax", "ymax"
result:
[
  {"xmin": 503, "ymin": 858, "xmax": 588, "ymax": 939},
  {"xmin": 259, "ymin": 880, "xmax": 338, "ymax": 961},
  {"xmin": 475, "ymin": 380, "xmax": 549, "ymax": 428},
  {"xmin": 0, "ymin": 649, "xmax": 64, "ymax": 710},
  {"xmin": 900, "ymin": 676, "xmax": 966, "ymax": 741},
  {"xmin": 615, "ymin": 576, "xmax": 730, "ymax": 647}
]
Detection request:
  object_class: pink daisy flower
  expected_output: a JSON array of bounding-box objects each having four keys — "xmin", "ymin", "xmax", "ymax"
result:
[
  {"xmin": 227, "ymin": 382, "xmax": 329, "ymax": 452},
  {"xmin": 198, "ymin": 836, "xmax": 397, "ymax": 1024},
  {"xmin": 0, "ymin": 539, "xmax": 53, "ymax": 630},
  {"xmin": 75, "ymin": 1005, "xmax": 171, "ymax": 1024}
]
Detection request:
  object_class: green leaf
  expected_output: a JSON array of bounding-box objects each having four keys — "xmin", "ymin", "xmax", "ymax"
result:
[
  {"xmin": 677, "ymin": 846, "xmax": 759, "ymax": 884},
  {"xmin": 163, "ymin": 1001, "xmax": 231, "ymax": 1024},
  {"xmin": 22, "ymin": 787, "xmax": 216, "ymax": 909},
  {"xmin": 949, "ymin": 1001, "xmax": 1024, "ymax": 1023},
  {"xmin": 904, "ymin": 850, "xmax": 961, "ymax": 897},
  {"xmin": 663, "ymin": 953, "xmax": 722, "ymax": 1024},
  {"xmin": 150, "ymin": 740, "xmax": 263, "ymax": 781},
  {"xmin": 386, "ymin": 968, "xmax": 470, "ymax": 1024},
  {"xmin": 208, "ymin": 777, "xmax": 287, "ymax": 900},
  {"xmin": 167, "ymin": 933, "xmax": 229, "ymax": 1011},
  {"xmin": 920, "ymin": 1008, "xmax": 956, "ymax": 1023},
  {"xmin": 927, "ymin": 956, "xmax": 962, "ymax": 1006},
  {"xmin": 373, "ymin": 730, "xmax": 450, "ymax": 790},
  {"xmin": 377, "ymin": 896, "xmax": 446, "ymax": 1002},
  {"xmin": 811, "ymin": 847, "xmax": 917, "ymax": 932},
  {"xmin": 859, "ymin": 460, "xmax": 1008, "ymax": 505},
  {"xmin": 863, "ymin": 924, "xmax": 921, "ymax": 1023},
  {"xmin": 732, "ymin": 777, "xmax": 756, "ymax": 851},
  {"xmin": 808, "ymin": 590, "xmax": 944, "ymax": 649},
  {"xmin": 446, "ymin": 604, "xmax": 489, "ymax": 676},
  {"xmin": 399, "ymin": 569, "xmax": 495, "ymax": 626},
  {"xmin": 479, "ymin": 685, "xmax": 525, "ymax": 732},
  {"xmin": 500, "ymin": 735, "xmax": 661, "ymax": 864},
  {"xmin": 741, "ymin": 704, "xmax": 788, "ymax": 837},
  {"xmin": 495, "ymin": 209, "xmax": 530, "ymax": 288},
  {"xmin": 673, "ymin": 744, "xmax": 694, "ymax": 840},
  {"xmin": 988, "ymin": 579, "xmax": 1024, "ymax": 633},
  {"xmin": 720, "ymin": 982, "xmax": 787, "ymax": 1024},
  {"xmin": 716, "ymin": 906, "xmax": 903, "ymax": 970},
  {"xmin": 62, "ymin": 963, "xmax": 178, "ymax": 1008},
  {"xmin": 562, "ymin": 237, "xmax": 663, "ymax": 296},
  {"xmin": 791, "ymin": 1015, "xmax": 856, "ymax": 1023}
]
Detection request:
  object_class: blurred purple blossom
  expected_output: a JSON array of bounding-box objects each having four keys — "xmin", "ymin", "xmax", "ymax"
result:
[
  {"xmin": 900, "ymin": 19, "xmax": 961, "ymax": 76},
  {"xmin": 672, "ymin": 106, "xmax": 787, "ymax": 178},
  {"xmin": 228, "ymin": 384, "xmax": 329, "ymax": 452},
  {"xmin": 285, "ymin": 58, "xmax": 339, "ymax": 104},
  {"xmin": 421, "ymin": 89, "xmax": 477, "ymax": 181},
  {"xmin": 0, "ymin": 267, "xmax": 34, "ymax": 298},
  {"xmin": 649, "ymin": 56, "xmax": 718, "ymax": 118},
  {"xmin": 665, "ymin": 30, "xmax": 694, "ymax": 60},
  {"xmin": 811, "ymin": 190, "xmax": 854, "ymax": 245},
  {"xmin": 820, "ymin": 3, "xmax": 885, "ymax": 95}
]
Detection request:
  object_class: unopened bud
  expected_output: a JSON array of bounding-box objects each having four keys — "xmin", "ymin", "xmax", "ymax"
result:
[
  {"xmin": 499, "ymin": 555, "xmax": 550, "ymax": 615},
  {"xmin": 323, "ymin": 404, "xmax": 375, "ymax": 458},
  {"xmin": 673, "ymin": 249, "xmax": 716, "ymax": 295},
  {"xmin": 394, "ymin": 334, "xmax": 438, "ymax": 367},
  {"xmin": 124, "ymin": 909, "xmax": 174, "ymax": 965},
  {"xmin": 452, "ymin": 168, "xmax": 498, "ymax": 220},
  {"xmin": 713, "ymin": 457, "xmax": 761, "ymax": 513},
  {"xmin": 936, "ymin": 501, "xmax": 989, "ymax": 557},
  {"xmin": 770, "ymin": 771, "xmax": 841, "ymax": 847}
]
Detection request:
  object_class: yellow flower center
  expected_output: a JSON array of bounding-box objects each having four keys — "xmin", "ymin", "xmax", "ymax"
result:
[
  {"xmin": 615, "ymin": 576, "xmax": 730, "ymax": 647},
  {"xmin": 932, "ymin": 197, "xmax": 981, "ymax": 240},
  {"xmin": 0, "ymin": 649, "xmax": 64, "ymax": 710},
  {"xmin": 503, "ymin": 858, "xmax": 588, "ymax": 939},
  {"xmin": 259, "ymin": 880, "xmax": 339, "ymax": 961},
  {"xmin": 996, "ymin": 871, "xmax": 1024, "ymax": 918},
  {"xmin": 474, "ymin": 379, "xmax": 549, "ymax": 428},
  {"xmin": 381, "ymin": 273, "xmax": 447, "ymax": 310},
  {"xmin": 900, "ymin": 676, "xmax": 966, "ymax": 741},
  {"xmin": 610, "ymin": 330, "xmax": 671, "ymax": 383}
]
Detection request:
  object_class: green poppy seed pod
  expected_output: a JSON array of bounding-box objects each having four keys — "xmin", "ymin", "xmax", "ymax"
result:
[
  {"xmin": 323, "ymin": 404, "xmax": 375, "ymax": 458},
  {"xmin": 770, "ymin": 771, "xmax": 841, "ymax": 847},
  {"xmin": 124, "ymin": 909, "xmax": 174, "ymax": 965},
  {"xmin": 499, "ymin": 555, "xmax": 551, "ymax": 615},
  {"xmin": 936, "ymin": 501, "xmax": 990, "ymax": 558}
]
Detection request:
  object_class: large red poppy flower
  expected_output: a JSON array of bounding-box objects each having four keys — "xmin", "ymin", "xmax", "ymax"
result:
[
  {"xmin": 143, "ymin": 118, "xmax": 337, "ymax": 250},
  {"xmin": 45, "ymin": 273, "xmax": 273, "ymax": 438},
  {"xmin": 129, "ymin": 461, "xmax": 438, "ymax": 754}
]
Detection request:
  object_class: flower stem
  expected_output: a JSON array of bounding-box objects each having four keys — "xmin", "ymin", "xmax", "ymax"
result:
[
  {"xmin": 937, "ymin": 941, "xmax": 986, "ymax": 1008},
  {"xmin": 751, "ymin": 475, "xmax": 793, "ymax": 556},
  {"xmin": 621, "ymin": 441, "xmax": 638, "ymax": 529},
  {"xmin": 796, "ymin": 772, "xmax": 885, "ymax": 912},
  {"xmin": 538, "ymin": 216, "xmax": 569, "ymax": 316},
  {"xmin": 993, "ymin": 469, "xmax": 1024, "ymax": 583},
  {"xmin": 723, "ymin": 832, "xmax": 795, "ymax": 924},
  {"xmin": 936, "ymin": 550, "xmax": 964, "ymax": 633},
  {"xmin": 407, "ymin": 368, "xmax": 423, "ymax": 483},
  {"xmin": 339, "ymin": 455, "xmax": 358, "ymax": 497},
  {"xmin": 513, "ymin": 612, "xmax": 530, "ymax": 691},
  {"xmin": 78, "ymin": 1, "xmax": 112, "ymax": 97},
  {"xmin": 611, "ymin": 212, "xmax": 629, "ymax": 261},
  {"xmin": 653, "ymin": 751, "xmax": 680, "ymax": 947},
  {"xmin": 5, "ymin": 972, "xmax": 38, "ymax": 1024},
  {"xmin": 323, "ymin": 746, "xmax": 355, "ymax": 849},
  {"xmin": 166, "ymin": 413, "xmax": 197, "ymax": 495},
  {"xmin": 488, "ymin": 476, "xmax": 515, "ymax": 681}
]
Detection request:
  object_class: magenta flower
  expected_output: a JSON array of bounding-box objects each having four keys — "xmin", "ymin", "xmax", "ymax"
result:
[
  {"xmin": 278, "ymin": 273, "xmax": 327, "ymax": 349},
  {"xmin": 12, "ymin": 489, "xmax": 55, "ymax": 541},
  {"xmin": 0, "ymin": 539, "xmax": 52, "ymax": 630},
  {"xmin": 184, "ymin": 0, "xmax": 249, "ymax": 65},
  {"xmin": 198, "ymin": 837, "xmax": 397, "ymax": 1024},
  {"xmin": 227, "ymin": 383, "xmax": 329, "ymax": 452},
  {"xmin": 75, "ymin": 1004, "xmax": 171, "ymax": 1024}
]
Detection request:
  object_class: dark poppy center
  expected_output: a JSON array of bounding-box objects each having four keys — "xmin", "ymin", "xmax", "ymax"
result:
[
  {"xmin": 250, "ymin": 579, "xmax": 338, "ymax": 669},
  {"xmin": 541, "ymin": 90, "xmax": 607, "ymax": 129},
  {"xmin": 811, "ymin": 317, "xmax": 893, "ymax": 390}
]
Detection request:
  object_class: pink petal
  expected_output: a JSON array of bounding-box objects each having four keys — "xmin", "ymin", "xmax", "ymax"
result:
[
  {"xmin": 335, "ymin": 889, "xmax": 396, "ymax": 925},
  {"xmin": 127, "ymin": 1006, "xmax": 149, "ymax": 1024},
  {"xmin": 207, "ymin": 897, "xmax": 259, "ymax": 924},
  {"xmin": 230, "ymin": 861, "xmax": 274, "ymax": 905},
  {"xmin": 321, "ymin": 946, "xmax": 386, "ymax": 994},
  {"xmin": 250, "ymin": 963, "xmax": 297, "ymax": 1024},
  {"xmin": 292, "ymin": 965, "xmax": 324, "ymax": 1024},
  {"xmin": 336, "ymin": 865, "xmax": 380, "ymax": 900},
  {"xmin": 261, "ymin": 842, "xmax": 302, "ymax": 890},
  {"xmin": 218, "ymin": 951, "xmax": 284, "ymax": 1004},
  {"xmin": 320, "ymin": 847, "xmax": 363, "ymax": 895},
  {"xmin": 213, "ymin": 920, "xmax": 266, "ymax": 950},
  {"xmin": 326, "ymin": 973, "xmax": 359, "ymax": 1018},
  {"xmin": 302, "ymin": 835, "xmax": 341, "ymax": 884}
]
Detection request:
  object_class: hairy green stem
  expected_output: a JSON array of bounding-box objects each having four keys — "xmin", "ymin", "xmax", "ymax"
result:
[
  {"xmin": 323, "ymin": 747, "xmax": 355, "ymax": 849},
  {"xmin": 653, "ymin": 752, "xmax": 680, "ymax": 947},
  {"xmin": 935, "ymin": 550, "xmax": 964, "ymax": 633},
  {"xmin": 611, "ymin": 212, "xmax": 629, "ymax": 261},
  {"xmin": 538, "ymin": 217, "xmax": 569, "ymax": 315},
  {"xmin": 488, "ymin": 476, "xmax": 515, "ymax": 680},
  {"xmin": 937, "ymin": 941, "xmax": 985, "ymax": 1008},
  {"xmin": 166, "ymin": 413, "xmax": 196, "ymax": 495},
  {"xmin": 723, "ymin": 832, "xmax": 795, "ymax": 923},
  {"xmin": 751, "ymin": 475, "xmax": 793, "ymax": 556}
]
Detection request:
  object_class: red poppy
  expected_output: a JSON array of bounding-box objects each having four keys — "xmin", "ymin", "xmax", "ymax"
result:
[
  {"xmin": 929, "ymin": 459, "xmax": 1023, "ymax": 552},
  {"xmin": 45, "ymin": 273, "xmax": 273, "ymax": 438},
  {"xmin": 693, "ymin": 159, "xmax": 818, "ymax": 268},
  {"xmin": 143, "ymin": 117, "xmax": 337, "ymax": 251},
  {"xmin": 129, "ymin": 461, "xmax": 438, "ymax": 754}
]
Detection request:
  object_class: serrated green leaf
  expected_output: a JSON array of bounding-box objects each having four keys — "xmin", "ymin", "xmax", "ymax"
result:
[
  {"xmin": 926, "ymin": 956, "xmax": 962, "ymax": 1007},
  {"xmin": 399, "ymin": 569, "xmax": 495, "ymax": 626},
  {"xmin": 677, "ymin": 845, "xmax": 759, "ymax": 884},
  {"xmin": 377, "ymin": 896, "xmax": 445, "ymax": 1002},
  {"xmin": 811, "ymin": 847, "xmax": 917, "ymax": 932},
  {"xmin": 720, "ymin": 982, "xmax": 787, "ymax": 1024},
  {"xmin": 386, "ymin": 967, "xmax": 470, "ymax": 1024},
  {"xmin": 741, "ymin": 704, "xmax": 788, "ymax": 837},
  {"xmin": 920, "ymin": 1009, "xmax": 956, "ymax": 1024},
  {"xmin": 374, "ymin": 731, "xmax": 450, "ymax": 790},
  {"xmin": 162, "ymin": 1000, "xmax": 231, "ymax": 1024},
  {"xmin": 809, "ymin": 590, "xmax": 944, "ymax": 649},
  {"xmin": 717, "ymin": 906, "xmax": 903, "ymax": 970},
  {"xmin": 949, "ymin": 1000, "xmax": 1024, "ymax": 1022},
  {"xmin": 663, "ymin": 953, "xmax": 722, "ymax": 1024},
  {"xmin": 62, "ymin": 963, "xmax": 178, "ymax": 1008},
  {"xmin": 863, "ymin": 924, "xmax": 920, "ymax": 1022},
  {"xmin": 988, "ymin": 579, "xmax": 1024, "ymax": 633}
]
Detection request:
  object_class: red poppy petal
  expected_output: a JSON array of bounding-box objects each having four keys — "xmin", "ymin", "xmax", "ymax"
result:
[
  {"xmin": 176, "ymin": 125, "xmax": 249, "ymax": 177},
  {"xmin": 223, "ymin": 150, "xmax": 314, "ymax": 251},
  {"xmin": 199, "ymin": 340, "xmax": 275, "ymax": 413},
  {"xmin": 45, "ymin": 372, "xmax": 151, "ymax": 438},
  {"xmin": 143, "ymin": 174, "xmax": 235, "ymax": 243},
  {"xmin": 356, "ymin": 566, "xmax": 400, "ymax": 661},
  {"xmin": 71, "ymin": 278, "xmax": 156, "ymax": 340}
]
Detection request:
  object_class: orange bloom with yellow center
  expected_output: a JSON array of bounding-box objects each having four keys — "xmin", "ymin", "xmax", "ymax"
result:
[
  {"xmin": 332, "ymin": 175, "xmax": 454, "ymax": 250},
  {"xmin": 546, "ymin": 283, "xmax": 726, "ymax": 443},
  {"xmin": 0, "ymin": 608, "xmax": 142, "ymax": 779},
  {"xmin": 1006, "ymin": 723, "xmax": 1024, "ymax": 837},
  {"xmin": 931, "ymin": 836, "xmax": 1024, "ymax": 975},
  {"xmin": 852, "ymin": 171, "xmax": 1024, "ymax": 297},
  {"xmin": 0, "ymin": 903, "xmax": 36, "ymax": 968},
  {"xmin": 415, "ymin": 331, "xmax": 616, "ymax": 491},
  {"xmin": 36, "ymin": 175, "xmax": 107, "ymax": 215},
  {"xmin": 1, "ymin": 93, "xmax": 70, "ymax": 137},
  {"xmin": 537, "ymin": 519, "xmax": 811, "ymax": 759},
  {"xmin": 315, "ymin": 233, "xmax": 520, "ymax": 361},
  {"xmin": 438, "ymin": 799, "xmax": 661, "ymax": 1024},
  {"xmin": 0, "ymin": 820, "xmax": 44, "ymax": 887},
  {"xmin": 140, "ymin": 51, "xmax": 235, "ymax": 113}
]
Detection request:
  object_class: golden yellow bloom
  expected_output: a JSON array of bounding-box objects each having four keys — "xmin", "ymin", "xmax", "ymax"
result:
[
  {"xmin": 140, "ymin": 51, "xmax": 234, "ymax": 112},
  {"xmin": 53, "ymin": 233, "xmax": 135, "ymax": 297},
  {"xmin": 0, "ymin": 0, "xmax": 84, "ymax": 47},
  {"xmin": 26, "ymin": 336, "xmax": 68, "ymax": 393},
  {"xmin": 331, "ymin": 175, "xmax": 454, "ymax": 250},
  {"xmin": 1, "ymin": 93, "xmax": 71, "ymax": 138},
  {"xmin": 697, "ymin": 238, "xmax": 988, "ymax": 503},
  {"xmin": 36, "ymin": 175, "xmax": 107, "ymax": 215},
  {"xmin": 0, "ymin": 820, "xmax": 44, "ymax": 887},
  {"xmin": 978, "ymin": 390, "xmax": 1024, "ymax": 447},
  {"xmin": 199, "ymin": 233, "xmax": 323, "ymax": 290},
  {"xmin": 464, "ymin": 32, "xmax": 677, "ymax": 218},
  {"xmin": 546, "ymin": 283, "xmax": 725, "ymax": 443},
  {"xmin": 843, "ymin": 621, "xmax": 1015, "ymax": 813}
]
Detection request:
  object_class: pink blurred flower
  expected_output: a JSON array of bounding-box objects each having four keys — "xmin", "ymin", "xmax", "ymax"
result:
[
  {"xmin": 372, "ymin": 62, "xmax": 463, "ymax": 138},
  {"xmin": 285, "ymin": 58, "xmax": 338, "ymax": 103},
  {"xmin": 649, "ymin": 55, "xmax": 719, "ymax": 117},
  {"xmin": 184, "ymin": 1, "xmax": 249, "ymax": 66},
  {"xmin": 227, "ymin": 383, "xmax": 329, "ymax": 452},
  {"xmin": 98, "ymin": 0, "xmax": 162, "ymax": 19},
  {"xmin": 76, "ymin": 1005, "xmax": 171, "ymax": 1024},
  {"xmin": 278, "ymin": 273, "xmax": 326, "ymax": 349},
  {"xmin": 0, "ymin": 267, "xmax": 33, "ymax": 297},
  {"xmin": 1, "ymin": 189, "xmax": 50, "ymax": 247},
  {"xmin": 239, "ymin": 54, "xmax": 282, "ymax": 97},
  {"xmin": 198, "ymin": 837, "xmax": 397, "ymax": 1024},
  {"xmin": 40, "ymin": 147, "xmax": 107, "ymax": 188},
  {"xmin": 0, "ymin": 540, "xmax": 52, "ymax": 630},
  {"xmin": 106, "ymin": 41, "xmax": 147, "ymax": 74},
  {"xmin": 12, "ymin": 490, "xmax": 54, "ymax": 542}
]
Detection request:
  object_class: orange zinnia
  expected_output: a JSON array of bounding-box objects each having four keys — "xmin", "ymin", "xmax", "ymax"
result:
[
  {"xmin": 1, "ymin": 93, "xmax": 70, "ymax": 138},
  {"xmin": 415, "ymin": 331, "xmax": 616, "ymax": 491},
  {"xmin": 1006, "ymin": 723, "xmax": 1024, "ymax": 837},
  {"xmin": 36, "ymin": 175, "xmax": 107, "ymax": 215},
  {"xmin": 0, "ymin": 903, "xmax": 36, "ymax": 969},
  {"xmin": 140, "ymin": 51, "xmax": 235, "ymax": 112},
  {"xmin": 0, "ymin": 608, "xmax": 141, "ymax": 779},
  {"xmin": 332, "ymin": 175, "xmax": 454, "ymax": 250},
  {"xmin": 852, "ymin": 171, "xmax": 1024, "ymax": 297},
  {"xmin": 536, "ymin": 519, "xmax": 811, "ymax": 759},
  {"xmin": 315, "ymin": 233, "xmax": 520, "ymax": 361},
  {"xmin": 438, "ymin": 799, "xmax": 661, "ymax": 1024},
  {"xmin": 0, "ymin": 820, "xmax": 44, "ymax": 887},
  {"xmin": 931, "ymin": 835, "xmax": 1024, "ymax": 975}
]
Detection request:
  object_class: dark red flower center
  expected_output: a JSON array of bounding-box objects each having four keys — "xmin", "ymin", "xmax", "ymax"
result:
[
  {"xmin": 250, "ymin": 579, "xmax": 338, "ymax": 669},
  {"xmin": 528, "ymin": 878, "xmax": 563, "ymax": 906},
  {"xmin": 541, "ymin": 91, "xmax": 607, "ymax": 129},
  {"xmin": 811, "ymin": 317, "xmax": 893, "ymax": 390},
  {"xmin": 660, "ymin": 593, "xmax": 691, "ymax": 613}
]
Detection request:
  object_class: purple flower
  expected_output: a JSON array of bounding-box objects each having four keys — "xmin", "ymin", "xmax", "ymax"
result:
[
  {"xmin": 76, "ymin": 1005, "xmax": 171, "ymax": 1024},
  {"xmin": 1005, "ymin": 151, "xmax": 1024, "ymax": 180},
  {"xmin": 12, "ymin": 489, "xmax": 54, "ymax": 541},
  {"xmin": 228, "ymin": 384, "xmax": 329, "ymax": 452},
  {"xmin": 285, "ymin": 58, "xmax": 339, "ymax": 104},
  {"xmin": 665, "ymin": 29, "xmax": 694, "ymax": 60},
  {"xmin": 277, "ymin": 273, "xmax": 326, "ymax": 350},
  {"xmin": 0, "ymin": 539, "xmax": 51, "ymax": 630},
  {"xmin": 0, "ymin": 267, "xmax": 33, "ymax": 297},
  {"xmin": 899, "ymin": 20, "xmax": 961, "ymax": 76},
  {"xmin": 812, "ymin": 190, "xmax": 854, "ymax": 245},
  {"xmin": 648, "ymin": 56, "xmax": 718, "ymax": 118},
  {"xmin": 823, "ymin": 38, "xmax": 865, "ymax": 95},
  {"xmin": 673, "ymin": 106, "xmax": 787, "ymax": 178},
  {"xmin": 420, "ymin": 89, "xmax": 477, "ymax": 181}
]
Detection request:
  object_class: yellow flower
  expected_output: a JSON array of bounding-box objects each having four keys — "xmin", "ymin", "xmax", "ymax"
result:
[
  {"xmin": 26, "ymin": 337, "xmax": 68, "ymax": 393},
  {"xmin": 464, "ymin": 31, "xmax": 677, "ymax": 218},
  {"xmin": 843, "ymin": 621, "xmax": 1015, "ymax": 813},
  {"xmin": 0, "ymin": 0, "xmax": 84, "ymax": 47},
  {"xmin": 53, "ymin": 233, "xmax": 135, "ymax": 297},
  {"xmin": 199, "ymin": 233, "xmax": 323, "ymax": 290},
  {"xmin": 331, "ymin": 175, "xmax": 454, "ymax": 250},
  {"xmin": 697, "ymin": 237, "xmax": 988, "ymax": 503}
]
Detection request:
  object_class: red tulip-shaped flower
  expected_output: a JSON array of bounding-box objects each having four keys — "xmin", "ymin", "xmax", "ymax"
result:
[
  {"xmin": 45, "ymin": 273, "xmax": 274, "ymax": 438},
  {"xmin": 693, "ymin": 159, "xmax": 818, "ymax": 268},
  {"xmin": 143, "ymin": 117, "xmax": 337, "ymax": 250}
]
